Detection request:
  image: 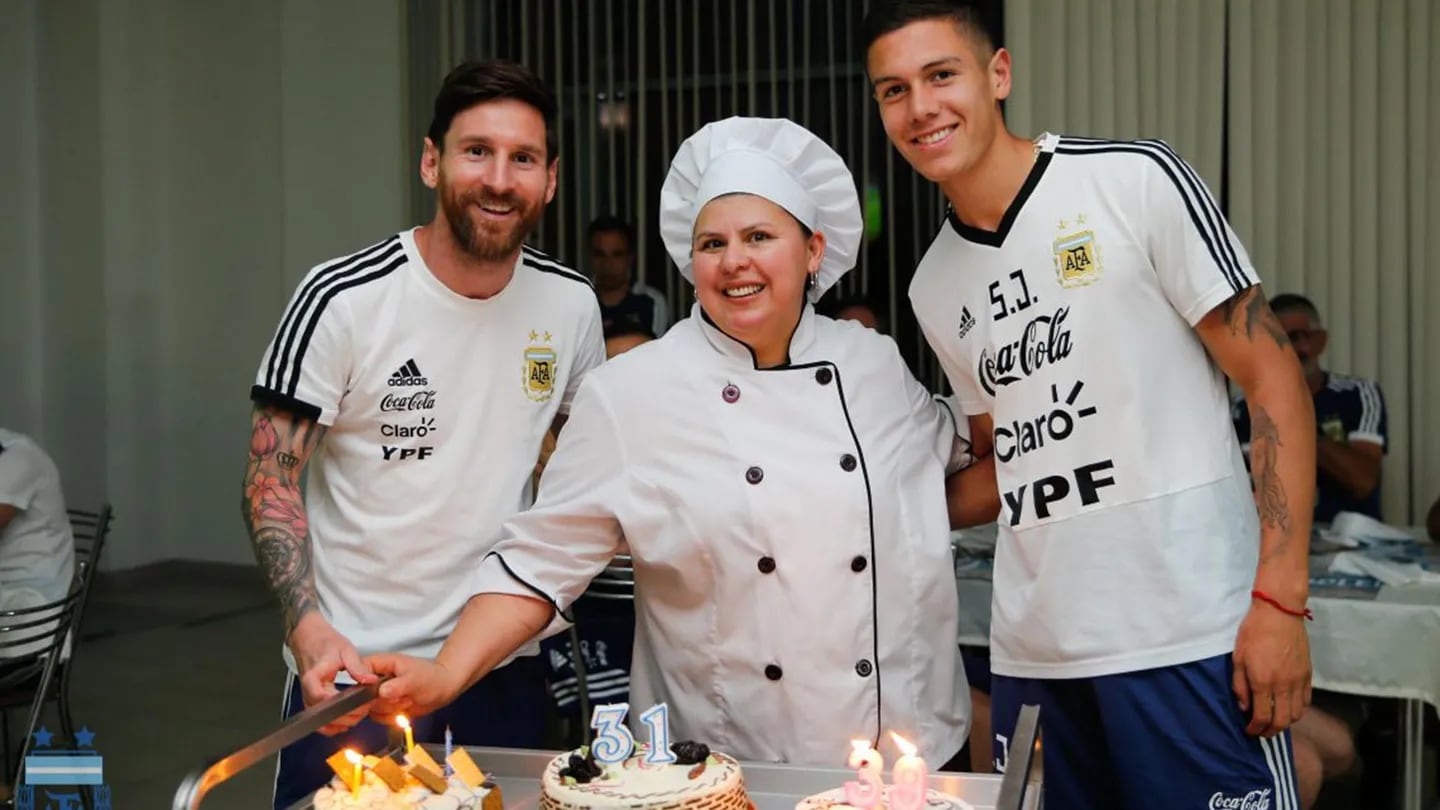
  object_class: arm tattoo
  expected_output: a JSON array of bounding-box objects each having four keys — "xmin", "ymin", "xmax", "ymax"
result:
[
  {"xmin": 243, "ymin": 410, "xmax": 325, "ymax": 633},
  {"xmin": 1250, "ymin": 405, "xmax": 1292, "ymax": 541},
  {"xmin": 1221, "ymin": 287, "xmax": 1291, "ymax": 350}
]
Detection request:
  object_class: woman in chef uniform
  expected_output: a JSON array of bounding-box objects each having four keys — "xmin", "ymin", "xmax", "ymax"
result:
[{"xmin": 369, "ymin": 117, "xmax": 989, "ymax": 766}]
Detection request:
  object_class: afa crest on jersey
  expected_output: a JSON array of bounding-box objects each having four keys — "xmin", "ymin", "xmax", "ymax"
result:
[
  {"xmin": 1053, "ymin": 227, "xmax": 1103, "ymax": 288},
  {"xmin": 523, "ymin": 331, "xmax": 558, "ymax": 402}
]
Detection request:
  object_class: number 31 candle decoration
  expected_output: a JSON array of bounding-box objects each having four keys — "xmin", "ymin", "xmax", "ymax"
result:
[
  {"xmin": 843, "ymin": 739, "xmax": 884, "ymax": 809},
  {"xmin": 589, "ymin": 702, "xmax": 680, "ymax": 766},
  {"xmin": 887, "ymin": 733, "xmax": 928, "ymax": 810}
]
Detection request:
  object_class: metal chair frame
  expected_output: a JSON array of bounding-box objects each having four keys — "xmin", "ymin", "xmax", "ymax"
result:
[
  {"xmin": 0, "ymin": 587, "xmax": 85, "ymax": 800},
  {"xmin": 0, "ymin": 505, "xmax": 112, "ymax": 808}
]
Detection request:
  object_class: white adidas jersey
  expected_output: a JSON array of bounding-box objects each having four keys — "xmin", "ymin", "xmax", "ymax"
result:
[
  {"xmin": 911, "ymin": 135, "xmax": 1261, "ymax": 679},
  {"xmin": 252, "ymin": 228, "xmax": 605, "ymax": 667}
]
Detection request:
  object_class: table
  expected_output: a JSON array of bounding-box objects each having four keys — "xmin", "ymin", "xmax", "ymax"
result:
[{"xmin": 952, "ymin": 524, "xmax": 1440, "ymax": 810}]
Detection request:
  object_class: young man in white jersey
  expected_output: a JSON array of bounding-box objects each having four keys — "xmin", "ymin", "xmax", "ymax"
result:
[
  {"xmin": 244, "ymin": 59, "xmax": 605, "ymax": 808},
  {"xmin": 863, "ymin": 2, "xmax": 1316, "ymax": 806}
]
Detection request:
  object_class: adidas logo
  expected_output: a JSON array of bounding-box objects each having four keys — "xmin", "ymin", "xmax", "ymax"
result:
[
  {"xmin": 387, "ymin": 359, "xmax": 429, "ymax": 387},
  {"xmin": 957, "ymin": 306, "xmax": 976, "ymax": 339}
]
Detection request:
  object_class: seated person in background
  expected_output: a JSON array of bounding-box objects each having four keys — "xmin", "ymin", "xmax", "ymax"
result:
[
  {"xmin": 1233, "ymin": 293, "xmax": 1387, "ymax": 523},
  {"xmin": 0, "ymin": 428, "xmax": 77, "ymax": 670},
  {"xmin": 591, "ymin": 214, "xmax": 670, "ymax": 337},
  {"xmin": 0, "ymin": 428, "xmax": 76, "ymax": 610},
  {"xmin": 1290, "ymin": 705, "xmax": 1357, "ymax": 810}
]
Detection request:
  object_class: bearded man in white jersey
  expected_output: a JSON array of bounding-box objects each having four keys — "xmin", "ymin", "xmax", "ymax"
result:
[
  {"xmin": 244, "ymin": 60, "xmax": 605, "ymax": 808},
  {"xmin": 863, "ymin": 2, "xmax": 1316, "ymax": 807}
]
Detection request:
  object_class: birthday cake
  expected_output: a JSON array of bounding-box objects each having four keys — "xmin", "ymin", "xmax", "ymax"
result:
[
  {"xmin": 539, "ymin": 742, "xmax": 751, "ymax": 810},
  {"xmin": 311, "ymin": 746, "xmax": 502, "ymax": 810},
  {"xmin": 794, "ymin": 787, "xmax": 973, "ymax": 810}
]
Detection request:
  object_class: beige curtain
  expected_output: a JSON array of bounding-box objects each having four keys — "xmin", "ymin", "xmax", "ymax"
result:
[
  {"xmin": 1004, "ymin": 0, "xmax": 1228, "ymax": 194},
  {"xmin": 1229, "ymin": 0, "xmax": 1440, "ymax": 525}
]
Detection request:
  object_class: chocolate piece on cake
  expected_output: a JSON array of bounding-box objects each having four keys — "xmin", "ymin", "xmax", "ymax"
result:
[
  {"xmin": 558, "ymin": 748, "xmax": 605, "ymax": 784},
  {"xmin": 408, "ymin": 761, "xmax": 449, "ymax": 794},
  {"xmin": 671, "ymin": 741, "xmax": 711, "ymax": 765},
  {"xmin": 369, "ymin": 757, "xmax": 408, "ymax": 792}
]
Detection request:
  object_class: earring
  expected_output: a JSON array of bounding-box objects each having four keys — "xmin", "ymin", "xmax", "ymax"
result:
[{"xmin": 806, "ymin": 273, "xmax": 817, "ymax": 291}]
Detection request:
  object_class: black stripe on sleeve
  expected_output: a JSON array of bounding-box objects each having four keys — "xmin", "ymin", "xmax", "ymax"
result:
[
  {"xmin": 522, "ymin": 258, "xmax": 595, "ymax": 289},
  {"xmin": 266, "ymin": 237, "xmax": 403, "ymax": 392},
  {"xmin": 250, "ymin": 385, "xmax": 323, "ymax": 423},
  {"xmin": 1056, "ymin": 138, "xmax": 1245, "ymax": 294},
  {"xmin": 283, "ymin": 254, "xmax": 406, "ymax": 396}
]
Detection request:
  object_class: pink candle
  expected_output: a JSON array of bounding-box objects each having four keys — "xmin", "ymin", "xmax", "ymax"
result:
[
  {"xmin": 888, "ymin": 733, "xmax": 928, "ymax": 810},
  {"xmin": 843, "ymin": 739, "xmax": 884, "ymax": 809}
]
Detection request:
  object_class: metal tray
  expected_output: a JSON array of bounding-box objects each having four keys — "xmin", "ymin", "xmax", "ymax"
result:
[{"xmin": 173, "ymin": 686, "xmax": 1042, "ymax": 810}]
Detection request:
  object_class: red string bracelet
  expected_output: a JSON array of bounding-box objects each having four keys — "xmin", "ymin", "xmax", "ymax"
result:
[{"xmin": 1252, "ymin": 589, "xmax": 1314, "ymax": 621}]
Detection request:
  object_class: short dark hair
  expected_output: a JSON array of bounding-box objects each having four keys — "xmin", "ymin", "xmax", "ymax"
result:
[
  {"xmin": 860, "ymin": 0, "xmax": 1000, "ymax": 57},
  {"xmin": 427, "ymin": 60, "xmax": 559, "ymax": 163},
  {"xmin": 588, "ymin": 215, "xmax": 635, "ymax": 251},
  {"xmin": 603, "ymin": 318, "xmax": 657, "ymax": 343},
  {"xmin": 819, "ymin": 291, "xmax": 889, "ymax": 331},
  {"xmin": 1269, "ymin": 293, "xmax": 1323, "ymax": 326}
]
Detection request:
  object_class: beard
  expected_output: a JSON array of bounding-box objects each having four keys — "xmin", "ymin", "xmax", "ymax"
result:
[{"xmin": 439, "ymin": 180, "xmax": 545, "ymax": 262}]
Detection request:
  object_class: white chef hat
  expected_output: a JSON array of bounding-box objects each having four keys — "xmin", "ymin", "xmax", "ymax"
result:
[{"xmin": 659, "ymin": 117, "xmax": 863, "ymax": 302}]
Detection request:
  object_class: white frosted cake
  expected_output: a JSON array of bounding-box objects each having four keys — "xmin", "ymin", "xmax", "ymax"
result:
[
  {"xmin": 539, "ymin": 743, "xmax": 750, "ymax": 810},
  {"xmin": 311, "ymin": 748, "xmax": 502, "ymax": 810},
  {"xmin": 795, "ymin": 787, "xmax": 974, "ymax": 810},
  {"xmin": 311, "ymin": 770, "xmax": 500, "ymax": 809}
]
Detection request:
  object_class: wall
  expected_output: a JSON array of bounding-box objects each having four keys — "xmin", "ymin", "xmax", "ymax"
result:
[{"xmin": 1, "ymin": 0, "xmax": 408, "ymax": 570}]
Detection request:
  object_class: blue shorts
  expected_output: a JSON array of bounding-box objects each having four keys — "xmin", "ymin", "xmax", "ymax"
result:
[
  {"xmin": 991, "ymin": 654, "xmax": 1299, "ymax": 810},
  {"xmin": 271, "ymin": 654, "xmax": 549, "ymax": 809}
]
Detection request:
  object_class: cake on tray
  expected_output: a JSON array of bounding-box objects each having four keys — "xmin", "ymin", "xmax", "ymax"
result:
[
  {"xmin": 311, "ymin": 746, "xmax": 502, "ymax": 810},
  {"xmin": 539, "ymin": 742, "xmax": 751, "ymax": 810},
  {"xmin": 794, "ymin": 786, "xmax": 974, "ymax": 810}
]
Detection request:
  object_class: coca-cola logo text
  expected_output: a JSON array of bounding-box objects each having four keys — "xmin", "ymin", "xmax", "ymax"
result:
[
  {"xmin": 1208, "ymin": 790, "xmax": 1271, "ymax": 810},
  {"xmin": 380, "ymin": 391, "xmax": 437, "ymax": 412},
  {"xmin": 978, "ymin": 306, "xmax": 1075, "ymax": 396}
]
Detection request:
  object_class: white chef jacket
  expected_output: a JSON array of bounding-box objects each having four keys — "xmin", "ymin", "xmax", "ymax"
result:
[{"xmin": 471, "ymin": 303, "xmax": 971, "ymax": 766}]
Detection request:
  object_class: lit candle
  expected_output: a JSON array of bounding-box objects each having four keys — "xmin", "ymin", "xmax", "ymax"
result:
[
  {"xmin": 888, "ymin": 733, "xmax": 928, "ymax": 810},
  {"xmin": 843, "ymin": 739, "xmax": 884, "ymax": 809},
  {"xmin": 343, "ymin": 749, "xmax": 364, "ymax": 798},
  {"xmin": 444, "ymin": 726, "xmax": 454, "ymax": 777},
  {"xmin": 397, "ymin": 714, "xmax": 415, "ymax": 754}
]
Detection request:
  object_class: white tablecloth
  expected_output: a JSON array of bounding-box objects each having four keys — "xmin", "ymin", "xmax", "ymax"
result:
[{"xmin": 952, "ymin": 525, "xmax": 1440, "ymax": 710}]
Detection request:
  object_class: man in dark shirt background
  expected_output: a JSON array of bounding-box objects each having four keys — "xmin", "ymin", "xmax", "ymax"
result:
[
  {"xmin": 1233, "ymin": 293, "xmax": 1387, "ymax": 522},
  {"xmin": 589, "ymin": 215, "xmax": 669, "ymax": 337}
]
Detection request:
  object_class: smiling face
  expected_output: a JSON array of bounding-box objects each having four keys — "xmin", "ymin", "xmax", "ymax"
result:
[
  {"xmin": 691, "ymin": 194, "xmax": 825, "ymax": 366},
  {"xmin": 866, "ymin": 18, "xmax": 1012, "ymax": 186},
  {"xmin": 422, "ymin": 98, "xmax": 557, "ymax": 262}
]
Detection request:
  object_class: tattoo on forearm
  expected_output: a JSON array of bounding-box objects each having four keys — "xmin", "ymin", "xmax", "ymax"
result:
[
  {"xmin": 1250, "ymin": 405, "xmax": 1292, "ymax": 540},
  {"xmin": 242, "ymin": 409, "xmax": 326, "ymax": 633},
  {"xmin": 1221, "ymin": 287, "xmax": 1290, "ymax": 350},
  {"xmin": 253, "ymin": 525, "xmax": 318, "ymax": 632}
]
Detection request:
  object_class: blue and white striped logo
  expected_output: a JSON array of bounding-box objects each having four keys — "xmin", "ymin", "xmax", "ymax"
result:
[{"xmin": 19, "ymin": 725, "xmax": 111, "ymax": 810}]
